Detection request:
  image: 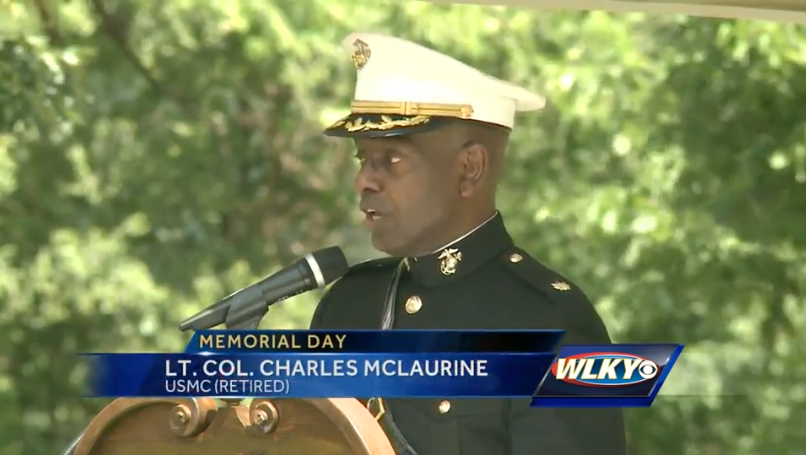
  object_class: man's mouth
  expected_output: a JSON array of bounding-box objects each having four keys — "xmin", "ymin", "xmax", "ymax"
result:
[
  {"xmin": 363, "ymin": 208, "xmax": 382, "ymax": 221},
  {"xmin": 361, "ymin": 208, "xmax": 387, "ymax": 230}
]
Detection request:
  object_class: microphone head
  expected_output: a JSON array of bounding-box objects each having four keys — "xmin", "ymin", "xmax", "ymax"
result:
[{"xmin": 305, "ymin": 246, "xmax": 349, "ymax": 287}]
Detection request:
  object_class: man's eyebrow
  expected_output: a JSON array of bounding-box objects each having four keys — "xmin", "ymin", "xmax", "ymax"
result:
[
  {"xmin": 385, "ymin": 136, "xmax": 412, "ymax": 146},
  {"xmin": 355, "ymin": 137, "xmax": 414, "ymax": 151}
]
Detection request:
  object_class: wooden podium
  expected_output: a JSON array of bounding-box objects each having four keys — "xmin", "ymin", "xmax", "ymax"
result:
[{"xmin": 73, "ymin": 397, "xmax": 396, "ymax": 455}]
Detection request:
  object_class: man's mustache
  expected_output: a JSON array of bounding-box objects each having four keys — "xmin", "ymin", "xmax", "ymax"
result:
[{"xmin": 359, "ymin": 196, "xmax": 391, "ymax": 214}]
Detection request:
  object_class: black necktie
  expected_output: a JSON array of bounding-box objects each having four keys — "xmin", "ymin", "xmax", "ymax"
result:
[{"xmin": 370, "ymin": 259, "xmax": 418, "ymax": 455}]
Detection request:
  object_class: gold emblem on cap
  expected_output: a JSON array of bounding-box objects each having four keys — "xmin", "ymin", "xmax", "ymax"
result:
[
  {"xmin": 438, "ymin": 248, "xmax": 462, "ymax": 276},
  {"xmin": 351, "ymin": 39, "xmax": 371, "ymax": 69},
  {"xmin": 509, "ymin": 253, "xmax": 523, "ymax": 263},
  {"xmin": 551, "ymin": 281, "xmax": 571, "ymax": 292}
]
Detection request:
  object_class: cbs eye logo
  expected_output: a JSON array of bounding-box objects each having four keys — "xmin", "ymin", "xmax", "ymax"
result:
[{"xmin": 637, "ymin": 360, "xmax": 658, "ymax": 379}]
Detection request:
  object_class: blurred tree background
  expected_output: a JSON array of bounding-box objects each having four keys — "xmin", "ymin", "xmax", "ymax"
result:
[{"xmin": 1, "ymin": 0, "xmax": 805, "ymax": 454}]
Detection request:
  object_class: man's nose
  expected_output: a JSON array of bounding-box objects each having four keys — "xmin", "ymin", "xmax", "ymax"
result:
[{"xmin": 353, "ymin": 165, "xmax": 381, "ymax": 194}]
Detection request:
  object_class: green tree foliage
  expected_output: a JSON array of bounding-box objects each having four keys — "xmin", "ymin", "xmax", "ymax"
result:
[{"xmin": 1, "ymin": 1, "xmax": 804, "ymax": 454}]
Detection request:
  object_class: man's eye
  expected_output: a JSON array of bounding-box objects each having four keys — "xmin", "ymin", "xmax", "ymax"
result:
[{"xmin": 387, "ymin": 152, "xmax": 404, "ymax": 164}]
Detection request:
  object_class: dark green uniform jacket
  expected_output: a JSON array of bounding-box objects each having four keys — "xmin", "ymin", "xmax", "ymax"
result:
[{"xmin": 310, "ymin": 214, "xmax": 627, "ymax": 455}]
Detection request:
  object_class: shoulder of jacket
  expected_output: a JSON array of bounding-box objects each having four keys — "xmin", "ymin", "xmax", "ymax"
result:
[
  {"xmin": 323, "ymin": 257, "xmax": 399, "ymax": 294},
  {"xmin": 311, "ymin": 256, "xmax": 400, "ymax": 328},
  {"xmin": 345, "ymin": 256, "xmax": 401, "ymax": 276},
  {"xmin": 501, "ymin": 246, "xmax": 613, "ymax": 341},
  {"xmin": 326, "ymin": 257, "xmax": 400, "ymax": 290},
  {"xmin": 500, "ymin": 246, "xmax": 590, "ymax": 302}
]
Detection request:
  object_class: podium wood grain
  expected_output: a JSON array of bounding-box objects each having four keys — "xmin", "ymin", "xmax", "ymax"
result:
[{"xmin": 74, "ymin": 397, "xmax": 395, "ymax": 455}]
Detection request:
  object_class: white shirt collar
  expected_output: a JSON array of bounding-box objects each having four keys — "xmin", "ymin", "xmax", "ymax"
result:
[{"xmin": 429, "ymin": 211, "xmax": 499, "ymax": 255}]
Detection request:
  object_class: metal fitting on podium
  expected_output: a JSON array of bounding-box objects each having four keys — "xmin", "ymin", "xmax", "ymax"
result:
[{"xmin": 366, "ymin": 397, "xmax": 387, "ymax": 421}]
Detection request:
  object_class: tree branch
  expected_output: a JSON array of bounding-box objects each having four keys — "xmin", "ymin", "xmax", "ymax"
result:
[
  {"xmin": 88, "ymin": 0, "xmax": 171, "ymax": 100},
  {"xmin": 30, "ymin": 0, "xmax": 63, "ymax": 46}
]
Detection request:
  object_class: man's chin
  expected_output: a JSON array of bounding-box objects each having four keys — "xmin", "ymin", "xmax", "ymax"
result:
[{"xmin": 370, "ymin": 233, "xmax": 407, "ymax": 257}]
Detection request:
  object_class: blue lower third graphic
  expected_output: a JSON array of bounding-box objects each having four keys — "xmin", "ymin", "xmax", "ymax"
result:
[{"xmin": 531, "ymin": 344, "xmax": 684, "ymax": 407}]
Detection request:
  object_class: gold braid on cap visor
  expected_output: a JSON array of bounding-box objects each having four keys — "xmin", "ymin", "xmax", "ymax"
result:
[
  {"xmin": 327, "ymin": 100, "xmax": 474, "ymax": 132},
  {"xmin": 350, "ymin": 100, "xmax": 474, "ymax": 118}
]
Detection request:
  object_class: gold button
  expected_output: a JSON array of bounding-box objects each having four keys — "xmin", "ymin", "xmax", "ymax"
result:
[
  {"xmin": 438, "ymin": 400, "xmax": 451, "ymax": 414},
  {"xmin": 405, "ymin": 296, "xmax": 422, "ymax": 314},
  {"xmin": 509, "ymin": 253, "xmax": 523, "ymax": 263}
]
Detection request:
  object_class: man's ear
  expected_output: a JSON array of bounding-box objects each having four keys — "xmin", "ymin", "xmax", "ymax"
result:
[{"xmin": 457, "ymin": 142, "xmax": 488, "ymax": 197}]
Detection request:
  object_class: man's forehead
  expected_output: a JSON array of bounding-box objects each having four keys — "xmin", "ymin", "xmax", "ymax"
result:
[
  {"xmin": 354, "ymin": 127, "xmax": 460, "ymax": 154},
  {"xmin": 354, "ymin": 135, "xmax": 447, "ymax": 158},
  {"xmin": 354, "ymin": 136, "xmax": 412, "ymax": 148}
]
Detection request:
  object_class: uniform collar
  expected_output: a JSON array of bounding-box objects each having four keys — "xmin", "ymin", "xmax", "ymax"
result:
[{"xmin": 405, "ymin": 212, "xmax": 513, "ymax": 287}]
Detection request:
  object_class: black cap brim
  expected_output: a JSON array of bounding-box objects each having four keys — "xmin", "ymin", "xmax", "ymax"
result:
[{"xmin": 323, "ymin": 113, "xmax": 452, "ymax": 138}]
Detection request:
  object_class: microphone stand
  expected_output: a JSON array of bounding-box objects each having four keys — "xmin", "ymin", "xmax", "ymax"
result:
[
  {"xmin": 60, "ymin": 298, "xmax": 271, "ymax": 455},
  {"xmin": 226, "ymin": 318, "xmax": 262, "ymax": 330},
  {"xmin": 222, "ymin": 292, "xmax": 269, "ymax": 330}
]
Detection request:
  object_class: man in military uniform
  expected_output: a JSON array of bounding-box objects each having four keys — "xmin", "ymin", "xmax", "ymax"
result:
[{"xmin": 311, "ymin": 33, "xmax": 626, "ymax": 455}]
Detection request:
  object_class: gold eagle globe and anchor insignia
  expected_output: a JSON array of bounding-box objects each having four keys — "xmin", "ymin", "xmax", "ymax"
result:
[
  {"xmin": 551, "ymin": 281, "xmax": 571, "ymax": 292},
  {"xmin": 351, "ymin": 39, "xmax": 371, "ymax": 69},
  {"xmin": 438, "ymin": 248, "xmax": 463, "ymax": 275}
]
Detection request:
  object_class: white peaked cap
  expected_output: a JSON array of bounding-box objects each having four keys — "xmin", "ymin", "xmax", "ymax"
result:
[{"xmin": 324, "ymin": 32, "xmax": 545, "ymax": 137}]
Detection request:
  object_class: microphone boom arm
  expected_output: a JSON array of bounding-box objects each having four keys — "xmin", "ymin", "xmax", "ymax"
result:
[
  {"xmin": 226, "ymin": 316, "xmax": 262, "ymax": 330},
  {"xmin": 223, "ymin": 285, "xmax": 269, "ymax": 330}
]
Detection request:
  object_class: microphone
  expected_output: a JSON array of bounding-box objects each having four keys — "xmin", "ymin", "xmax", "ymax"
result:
[{"xmin": 179, "ymin": 246, "xmax": 349, "ymax": 332}]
